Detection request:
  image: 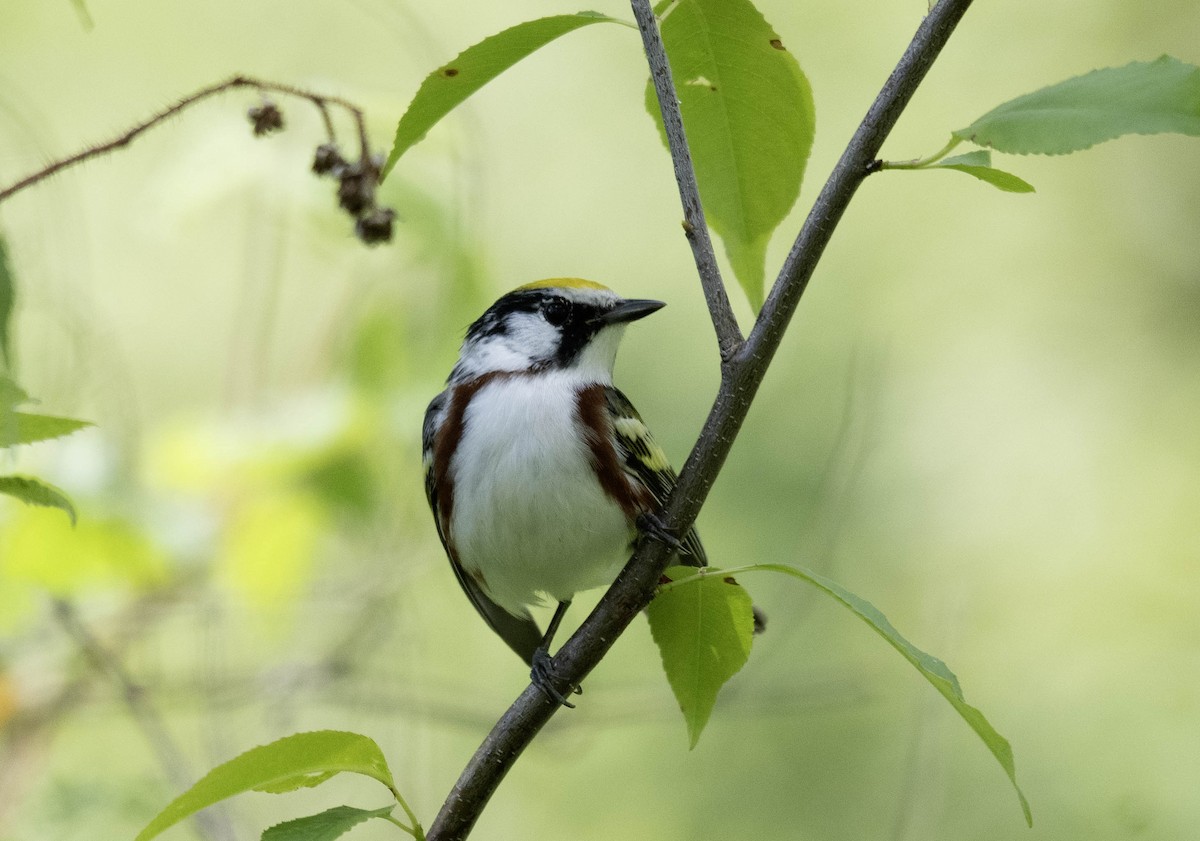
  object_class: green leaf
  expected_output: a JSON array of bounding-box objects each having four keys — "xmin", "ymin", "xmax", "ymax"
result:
[
  {"xmin": 649, "ymin": 0, "xmax": 815, "ymax": 310},
  {"xmin": 955, "ymin": 55, "xmax": 1200, "ymax": 155},
  {"xmin": 0, "ymin": 376, "xmax": 29, "ymax": 410},
  {"xmin": 0, "ymin": 475, "xmax": 77, "ymax": 526},
  {"xmin": 383, "ymin": 11, "xmax": 625, "ymax": 177},
  {"xmin": 646, "ymin": 567, "xmax": 755, "ymax": 748},
  {"xmin": 135, "ymin": 731, "xmax": 397, "ymax": 841},
  {"xmin": 732, "ymin": 562, "xmax": 1032, "ymax": 826},
  {"xmin": 261, "ymin": 805, "xmax": 396, "ymax": 841},
  {"xmin": 930, "ymin": 151, "xmax": 1036, "ymax": 193},
  {"xmin": 0, "ymin": 412, "xmax": 92, "ymax": 447},
  {"xmin": 0, "ymin": 236, "xmax": 15, "ymax": 368},
  {"xmin": 254, "ymin": 771, "xmax": 339, "ymax": 794}
]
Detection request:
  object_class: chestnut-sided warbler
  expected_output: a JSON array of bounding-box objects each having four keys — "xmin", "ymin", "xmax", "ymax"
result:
[{"xmin": 422, "ymin": 278, "xmax": 707, "ymax": 705}]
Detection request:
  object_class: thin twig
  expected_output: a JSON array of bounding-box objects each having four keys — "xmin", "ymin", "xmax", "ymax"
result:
[
  {"xmin": 51, "ymin": 598, "xmax": 236, "ymax": 841},
  {"xmin": 0, "ymin": 75, "xmax": 370, "ymax": 205},
  {"xmin": 426, "ymin": 0, "xmax": 977, "ymax": 838},
  {"xmin": 630, "ymin": 0, "xmax": 744, "ymax": 357},
  {"xmin": 0, "ymin": 590, "xmax": 169, "ymax": 826}
]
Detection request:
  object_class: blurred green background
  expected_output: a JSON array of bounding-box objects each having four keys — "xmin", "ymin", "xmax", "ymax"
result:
[{"xmin": 2, "ymin": 0, "xmax": 1199, "ymax": 839}]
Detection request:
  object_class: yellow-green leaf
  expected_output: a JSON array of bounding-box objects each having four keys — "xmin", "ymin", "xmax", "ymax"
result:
[
  {"xmin": 0, "ymin": 376, "xmax": 28, "ymax": 409},
  {"xmin": 646, "ymin": 566, "xmax": 755, "ymax": 747},
  {"xmin": 254, "ymin": 771, "xmax": 339, "ymax": 794},
  {"xmin": 730, "ymin": 562, "xmax": 1032, "ymax": 826},
  {"xmin": 929, "ymin": 151, "xmax": 1035, "ymax": 193},
  {"xmin": 384, "ymin": 11, "xmax": 625, "ymax": 178},
  {"xmin": 261, "ymin": 806, "xmax": 397, "ymax": 841},
  {"xmin": 649, "ymin": 0, "xmax": 814, "ymax": 310},
  {"xmin": 955, "ymin": 55, "xmax": 1200, "ymax": 155},
  {"xmin": 135, "ymin": 731, "xmax": 396, "ymax": 841},
  {"xmin": 0, "ymin": 411, "xmax": 92, "ymax": 447}
]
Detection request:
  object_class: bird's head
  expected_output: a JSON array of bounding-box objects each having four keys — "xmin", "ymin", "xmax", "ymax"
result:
[{"xmin": 449, "ymin": 279, "xmax": 665, "ymax": 383}]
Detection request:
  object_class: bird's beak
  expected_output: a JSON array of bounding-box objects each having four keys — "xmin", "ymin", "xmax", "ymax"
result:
[{"xmin": 599, "ymin": 298, "xmax": 666, "ymax": 325}]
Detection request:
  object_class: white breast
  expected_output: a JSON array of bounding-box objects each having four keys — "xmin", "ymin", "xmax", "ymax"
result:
[{"xmin": 449, "ymin": 373, "xmax": 633, "ymax": 616}]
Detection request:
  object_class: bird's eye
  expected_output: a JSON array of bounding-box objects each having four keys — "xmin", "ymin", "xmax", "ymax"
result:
[{"xmin": 542, "ymin": 298, "xmax": 570, "ymax": 326}]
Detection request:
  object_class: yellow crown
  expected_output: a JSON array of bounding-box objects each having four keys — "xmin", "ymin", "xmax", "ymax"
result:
[{"xmin": 514, "ymin": 278, "xmax": 611, "ymax": 293}]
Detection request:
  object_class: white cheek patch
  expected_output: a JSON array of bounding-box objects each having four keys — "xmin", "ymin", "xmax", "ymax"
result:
[
  {"xmin": 455, "ymin": 313, "xmax": 559, "ymax": 377},
  {"xmin": 503, "ymin": 313, "xmax": 559, "ymax": 362}
]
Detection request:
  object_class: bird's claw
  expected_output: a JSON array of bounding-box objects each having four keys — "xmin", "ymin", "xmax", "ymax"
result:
[
  {"xmin": 531, "ymin": 648, "xmax": 580, "ymax": 708},
  {"xmin": 637, "ymin": 512, "xmax": 686, "ymax": 554}
]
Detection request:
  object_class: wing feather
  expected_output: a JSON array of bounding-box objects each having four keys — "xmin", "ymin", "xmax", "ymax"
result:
[{"xmin": 603, "ymin": 387, "xmax": 707, "ymax": 567}]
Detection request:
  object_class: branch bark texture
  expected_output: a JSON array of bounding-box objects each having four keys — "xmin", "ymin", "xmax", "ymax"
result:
[{"xmin": 427, "ymin": 0, "xmax": 976, "ymax": 837}]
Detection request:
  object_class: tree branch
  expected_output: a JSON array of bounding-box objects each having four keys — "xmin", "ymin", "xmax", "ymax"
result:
[
  {"xmin": 749, "ymin": 0, "xmax": 975, "ymax": 364},
  {"xmin": 427, "ymin": 0, "xmax": 976, "ymax": 837},
  {"xmin": 0, "ymin": 75, "xmax": 370, "ymax": 206},
  {"xmin": 631, "ymin": 0, "xmax": 744, "ymax": 356}
]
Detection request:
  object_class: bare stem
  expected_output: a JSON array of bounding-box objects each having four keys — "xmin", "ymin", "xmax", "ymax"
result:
[
  {"xmin": 425, "ymin": 0, "xmax": 977, "ymax": 838},
  {"xmin": 0, "ymin": 75, "xmax": 371, "ymax": 205},
  {"xmin": 630, "ymin": 0, "xmax": 744, "ymax": 357},
  {"xmin": 51, "ymin": 599, "xmax": 236, "ymax": 841}
]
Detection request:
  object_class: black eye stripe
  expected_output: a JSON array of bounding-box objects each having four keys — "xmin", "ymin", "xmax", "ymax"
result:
[{"xmin": 462, "ymin": 290, "xmax": 614, "ymax": 369}]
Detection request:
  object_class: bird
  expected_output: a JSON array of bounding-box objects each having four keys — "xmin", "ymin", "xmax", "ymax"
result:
[{"xmin": 422, "ymin": 278, "xmax": 711, "ymax": 706}]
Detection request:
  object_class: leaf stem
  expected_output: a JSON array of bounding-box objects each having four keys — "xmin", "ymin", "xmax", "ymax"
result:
[
  {"xmin": 388, "ymin": 784, "xmax": 425, "ymax": 840},
  {"xmin": 652, "ymin": 562, "xmax": 807, "ymax": 595},
  {"xmin": 879, "ymin": 135, "xmax": 964, "ymax": 170},
  {"xmin": 382, "ymin": 812, "xmax": 418, "ymax": 837},
  {"xmin": 656, "ymin": 1, "xmax": 683, "ymax": 23}
]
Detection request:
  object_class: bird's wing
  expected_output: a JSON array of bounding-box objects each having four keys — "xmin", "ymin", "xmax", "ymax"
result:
[
  {"xmin": 603, "ymin": 386, "xmax": 707, "ymax": 567},
  {"xmin": 423, "ymin": 388, "xmax": 544, "ymax": 665},
  {"xmin": 421, "ymin": 390, "xmax": 449, "ymax": 543}
]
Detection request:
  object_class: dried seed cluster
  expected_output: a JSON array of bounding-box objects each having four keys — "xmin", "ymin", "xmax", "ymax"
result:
[
  {"xmin": 247, "ymin": 100, "xmax": 395, "ymax": 245},
  {"xmin": 247, "ymin": 101, "xmax": 285, "ymax": 136}
]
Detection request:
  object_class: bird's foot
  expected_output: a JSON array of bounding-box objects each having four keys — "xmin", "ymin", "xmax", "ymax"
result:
[
  {"xmin": 637, "ymin": 512, "xmax": 686, "ymax": 554},
  {"xmin": 530, "ymin": 647, "xmax": 582, "ymax": 709}
]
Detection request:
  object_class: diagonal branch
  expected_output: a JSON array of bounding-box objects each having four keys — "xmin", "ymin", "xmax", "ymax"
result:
[
  {"xmin": 748, "ymin": 0, "xmax": 976, "ymax": 363},
  {"xmin": 426, "ymin": 0, "xmax": 977, "ymax": 838},
  {"xmin": 631, "ymin": 0, "xmax": 744, "ymax": 357}
]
